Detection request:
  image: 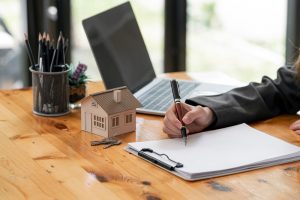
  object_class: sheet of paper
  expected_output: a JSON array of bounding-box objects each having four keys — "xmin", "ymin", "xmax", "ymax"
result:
[{"xmin": 128, "ymin": 124, "xmax": 300, "ymax": 175}]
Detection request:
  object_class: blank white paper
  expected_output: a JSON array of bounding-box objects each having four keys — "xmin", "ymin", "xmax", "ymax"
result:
[{"xmin": 128, "ymin": 124, "xmax": 300, "ymax": 176}]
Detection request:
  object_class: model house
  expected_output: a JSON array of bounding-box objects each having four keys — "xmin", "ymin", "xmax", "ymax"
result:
[{"xmin": 81, "ymin": 86, "xmax": 141, "ymax": 137}]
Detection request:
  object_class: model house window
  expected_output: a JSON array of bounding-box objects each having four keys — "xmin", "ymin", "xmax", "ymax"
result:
[
  {"xmin": 93, "ymin": 115, "xmax": 105, "ymax": 130},
  {"xmin": 112, "ymin": 116, "xmax": 119, "ymax": 127},
  {"xmin": 125, "ymin": 114, "xmax": 133, "ymax": 124},
  {"xmin": 91, "ymin": 101, "xmax": 97, "ymax": 107}
]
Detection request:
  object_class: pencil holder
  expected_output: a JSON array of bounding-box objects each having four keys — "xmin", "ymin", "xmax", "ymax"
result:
[{"xmin": 30, "ymin": 65, "xmax": 70, "ymax": 116}]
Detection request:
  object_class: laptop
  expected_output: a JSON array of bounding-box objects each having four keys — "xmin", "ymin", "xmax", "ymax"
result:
[{"xmin": 82, "ymin": 2, "xmax": 234, "ymax": 116}]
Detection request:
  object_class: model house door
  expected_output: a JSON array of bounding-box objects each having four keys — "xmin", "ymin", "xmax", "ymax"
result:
[{"xmin": 85, "ymin": 112, "xmax": 92, "ymax": 132}]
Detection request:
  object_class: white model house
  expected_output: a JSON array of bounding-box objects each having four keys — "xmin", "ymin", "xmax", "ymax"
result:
[{"xmin": 81, "ymin": 86, "xmax": 141, "ymax": 137}]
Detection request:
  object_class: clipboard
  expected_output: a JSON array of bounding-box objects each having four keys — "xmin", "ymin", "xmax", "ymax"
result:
[
  {"xmin": 124, "ymin": 146, "xmax": 194, "ymax": 181},
  {"xmin": 124, "ymin": 124, "xmax": 300, "ymax": 181}
]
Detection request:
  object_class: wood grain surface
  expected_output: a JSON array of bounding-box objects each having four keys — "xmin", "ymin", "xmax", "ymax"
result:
[{"xmin": 0, "ymin": 72, "xmax": 299, "ymax": 200}]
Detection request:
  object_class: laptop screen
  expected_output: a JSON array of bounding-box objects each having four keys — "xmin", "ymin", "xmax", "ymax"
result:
[{"xmin": 82, "ymin": 2, "xmax": 156, "ymax": 93}]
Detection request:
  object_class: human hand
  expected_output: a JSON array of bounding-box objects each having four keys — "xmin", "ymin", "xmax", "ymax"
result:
[
  {"xmin": 163, "ymin": 103, "xmax": 215, "ymax": 138},
  {"xmin": 289, "ymin": 119, "xmax": 300, "ymax": 134}
]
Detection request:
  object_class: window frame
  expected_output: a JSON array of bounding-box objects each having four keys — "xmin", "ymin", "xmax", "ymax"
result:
[
  {"xmin": 125, "ymin": 113, "xmax": 133, "ymax": 124},
  {"xmin": 93, "ymin": 114, "xmax": 105, "ymax": 130},
  {"xmin": 112, "ymin": 116, "xmax": 120, "ymax": 128}
]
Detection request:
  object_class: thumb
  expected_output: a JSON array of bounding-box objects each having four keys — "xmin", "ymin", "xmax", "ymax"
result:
[{"xmin": 182, "ymin": 107, "xmax": 201, "ymax": 124}]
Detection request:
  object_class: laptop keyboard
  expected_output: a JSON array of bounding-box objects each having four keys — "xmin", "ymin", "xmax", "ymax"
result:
[{"xmin": 137, "ymin": 79, "xmax": 200, "ymax": 112}]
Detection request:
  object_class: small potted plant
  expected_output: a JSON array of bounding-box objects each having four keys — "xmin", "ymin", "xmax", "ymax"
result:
[{"xmin": 68, "ymin": 62, "xmax": 88, "ymax": 103}]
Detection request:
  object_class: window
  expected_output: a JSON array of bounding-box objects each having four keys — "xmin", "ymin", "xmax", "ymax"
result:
[
  {"xmin": 91, "ymin": 101, "xmax": 97, "ymax": 107},
  {"xmin": 187, "ymin": 0, "xmax": 287, "ymax": 82},
  {"xmin": 125, "ymin": 114, "xmax": 133, "ymax": 124},
  {"xmin": 93, "ymin": 115, "xmax": 105, "ymax": 129},
  {"xmin": 0, "ymin": 0, "xmax": 26, "ymax": 89},
  {"xmin": 112, "ymin": 116, "xmax": 119, "ymax": 127}
]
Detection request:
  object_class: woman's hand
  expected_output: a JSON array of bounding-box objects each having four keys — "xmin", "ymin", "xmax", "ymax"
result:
[
  {"xmin": 289, "ymin": 119, "xmax": 300, "ymax": 134},
  {"xmin": 163, "ymin": 103, "xmax": 215, "ymax": 138}
]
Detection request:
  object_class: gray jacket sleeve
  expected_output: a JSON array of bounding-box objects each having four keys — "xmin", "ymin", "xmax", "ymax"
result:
[{"xmin": 185, "ymin": 66, "xmax": 300, "ymax": 129}]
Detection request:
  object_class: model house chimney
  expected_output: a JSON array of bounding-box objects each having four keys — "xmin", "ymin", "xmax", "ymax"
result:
[{"xmin": 113, "ymin": 90, "xmax": 121, "ymax": 103}]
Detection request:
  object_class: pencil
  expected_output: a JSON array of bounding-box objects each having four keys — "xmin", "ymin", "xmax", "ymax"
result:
[
  {"xmin": 50, "ymin": 49, "xmax": 56, "ymax": 72},
  {"xmin": 49, "ymin": 39, "xmax": 55, "ymax": 64},
  {"xmin": 55, "ymin": 33, "xmax": 62, "ymax": 66},
  {"xmin": 37, "ymin": 33, "xmax": 42, "ymax": 67},
  {"xmin": 61, "ymin": 36, "xmax": 65, "ymax": 65},
  {"xmin": 46, "ymin": 33, "xmax": 50, "ymax": 72},
  {"xmin": 24, "ymin": 33, "xmax": 36, "ymax": 68},
  {"xmin": 58, "ymin": 31, "xmax": 64, "ymax": 65},
  {"xmin": 64, "ymin": 38, "xmax": 69, "ymax": 60},
  {"xmin": 42, "ymin": 32, "xmax": 47, "ymax": 71}
]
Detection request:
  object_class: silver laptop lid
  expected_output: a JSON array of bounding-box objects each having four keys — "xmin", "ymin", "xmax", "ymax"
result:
[{"xmin": 82, "ymin": 2, "xmax": 156, "ymax": 93}]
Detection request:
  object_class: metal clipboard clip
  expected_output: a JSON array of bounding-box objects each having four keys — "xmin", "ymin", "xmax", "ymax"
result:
[{"xmin": 138, "ymin": 148, "xmax": 183, "ymax": 171}]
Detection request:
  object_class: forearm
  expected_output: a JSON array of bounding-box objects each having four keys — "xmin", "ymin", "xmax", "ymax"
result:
[
  {"xmin": 186, "ymin": 86, "xmax": 272, "ymax": 128},
  {"xmin": 186, "ymin": 66, "xmax": 300, "ymax": 129}
]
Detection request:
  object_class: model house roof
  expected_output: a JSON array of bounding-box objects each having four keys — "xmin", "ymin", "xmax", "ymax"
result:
[{"xmin": 83, "ymin": 86, "xmax": 142, "ymax": 115}]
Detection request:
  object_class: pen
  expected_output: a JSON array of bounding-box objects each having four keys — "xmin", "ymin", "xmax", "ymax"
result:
[{"xmin": 170, "ymin": 79, "xmax": 187, "ymax": 146}]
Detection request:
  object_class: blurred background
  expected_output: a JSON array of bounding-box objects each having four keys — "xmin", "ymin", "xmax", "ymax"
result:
[{"xmin": 0, "ymin": 0, "xmax": 298, "ymax": 89}]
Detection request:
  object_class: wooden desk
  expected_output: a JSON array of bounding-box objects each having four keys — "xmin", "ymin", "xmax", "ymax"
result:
[{"xmin": 0, "ymin": 72, "xmax": 299, "ymax": 199}]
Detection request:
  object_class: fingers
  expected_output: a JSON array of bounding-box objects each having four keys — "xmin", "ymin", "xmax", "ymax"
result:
[
  {"xmin": 163, "ymin": 103, "xmax": 212, "ymax": 136},
  {"xmin": 164, "ymin": 103, "xmax": 182, "ymax": 129},
  {"xmin": 290, "ymin": 119, "xmax": 300, "ymax": 130},
  {"xmin": 163, "ymin": 103, "xmax": 185, "ymax": 137},
  {"xmin": 182, "ymin": 107, "xmax": 201, "ymax": 124},
  {"xmin": 163, "ymin": 126, "xmax": 181, "ymax": 138},
  {"xmin": 180, "ymin": 106, "xmax": 216, "ymax": 134},
  {"xmin": 294, "ymin": 130, "xmax": 300, "ymax": 135},
  {"xmin": 290, "ymin": 119, "xmax": 300, "ymax": 134},
  {"xmin": 163, "ymin": 116, "xmax": 181, "ymax": 135},
  {"xmin": 182, "ymin": 106, "xmax": 204, "ymax": 125}
]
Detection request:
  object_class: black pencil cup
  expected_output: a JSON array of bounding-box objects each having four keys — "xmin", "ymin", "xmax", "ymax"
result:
[{"xmin": 30, "ymin": 65, "xmax": 70, "ymax": 116}]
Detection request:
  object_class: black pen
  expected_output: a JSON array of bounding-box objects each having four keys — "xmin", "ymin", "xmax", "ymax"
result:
[{"xmin": 170, "ymin": 79, "xmax": 187, "ymax": 146}]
